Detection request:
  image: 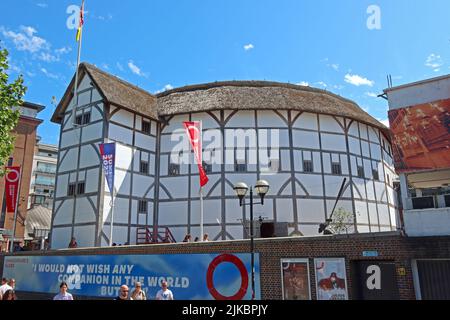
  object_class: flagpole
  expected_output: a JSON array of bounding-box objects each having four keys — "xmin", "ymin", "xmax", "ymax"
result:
[
  {"xmin": 109, "ymin": 190, "xmax": 115, "ymax": 246},
  {"xmin": 10, "ymin": 168, "xmax": 22, "ymax": 253},
  {"xmin": 71, "ymin": 0, "xmax": 84, "ymax": 124},
  {"xmin": 200, "ymin": 121, "xmax": 204, "ymax": 242}
]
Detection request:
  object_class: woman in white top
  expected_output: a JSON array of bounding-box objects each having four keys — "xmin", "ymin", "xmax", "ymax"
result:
[
  {"xmin": 53, "ymin": 282, "xmax": 74, "ymax": 300},
  {"xmin": 130, "ymin": 282, "xmax": 147, "ymax": 300}
]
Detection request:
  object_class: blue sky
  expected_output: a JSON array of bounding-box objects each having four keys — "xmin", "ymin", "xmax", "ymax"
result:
[{"xmin": 1, "ymin": 0, "xmax": 449, "ymax": 145}]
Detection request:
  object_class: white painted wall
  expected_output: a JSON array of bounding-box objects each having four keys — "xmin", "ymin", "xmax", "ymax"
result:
[{"xmin": 404, "ymin": 208, "xmax": 450, "ymax": 236}]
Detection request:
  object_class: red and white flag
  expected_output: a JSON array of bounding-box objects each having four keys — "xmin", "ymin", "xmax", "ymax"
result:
[
  {"xmin": 183, "ymin": 121, "xmax": 209, "ymax": 187},
  {"xmin": 4, "ymin": 166, "xmax": 21, "ymax": 212}
]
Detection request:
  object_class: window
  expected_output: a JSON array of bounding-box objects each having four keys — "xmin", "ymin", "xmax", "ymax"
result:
[
  {"xmin": 303, "ymin": 160, "xmax": 313, "ymax": 173},
  {"xmin": 138, "ymin": 200, "xmax": 148, "ymax": 214},
  {"xmin": 82, "ymin": 112, "xmax": 91, "ymax": 125},
  {"xmin": 142, "ymin": 120, "xmax": 151, "ymax": 135},
  {"xmin": 331, "ymin": 163, "xmax": 342, "ymax": 175},
  {"xmin": 140, "ymin": 161, "xmax": 149, "ymax": 174},
  {"xmin": 357, "ymin": 166, "xmax": 364, "ymax": 178},
  {"xmin": 68, "ymin": 183, "xmax": 76, "ymax": 196},
  {"xmin": 203, "ymin": 161, "xmax": 212, "ymax": 174},
  {"xmin": 77, "ymin": 182, "xmax": 85, "ymax": 195},
  {"xmin": 235, "ymin": 163, "xmax": 247, "ymax": 172},
  {"xmin": 169, "ymin": 163, "xmax": 180, "ymax": 176},
  {"xmin": 372, "ymin": 169, "xmax": 379, "ymax": 181},
  {"xmin": 75, "ymin": 115, "xmax": 83, "ymax": 125}
]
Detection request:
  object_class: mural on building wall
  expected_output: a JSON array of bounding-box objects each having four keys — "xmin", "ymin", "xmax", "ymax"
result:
[
  {"xmin": 388, "ymin": 99, "xmax": 450, "ymax": 172},
  {"xmin": 281, "ymin": 259, "xmax": 311, "ymax": 300},
  {"xmin": 314, "ymin": 258, "xmax": 348, "ymax": 300},
  {"xmin": 2, "ymin": 253, "xmax": 260, "ymax": 300}
]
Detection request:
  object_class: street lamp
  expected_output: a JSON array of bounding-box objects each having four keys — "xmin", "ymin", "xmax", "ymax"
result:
[{"xmin": 233, "ymin": 180, "xmax": 270, "ymax": 300}]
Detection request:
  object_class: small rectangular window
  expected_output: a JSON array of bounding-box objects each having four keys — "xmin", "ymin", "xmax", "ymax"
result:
[
  {"xmin": 303, "ymin": 160, "xmax": 313, "ymax": 173},
  {"xmin": 387, "ymin": 174, "xmax": 390, "ymax": 186},
  {"xmin": 77, "ymin": 182, "xmax": 85, "ymax": 195},
  {"xmin": 331, "ymin": 163, "xmax": 342, "ymax": 175},
  {"xmin": 203, "ymin": 162, "xmax": 212, "ymax": 174},
  {"xmin": 235, "ymin": 163, "xmax": 247, "ymax": 172},
  {"xmin": 68, "ymin": 183, "xmax": 76, "ymax": 196},
  {"xmin": 138, "ymin": 200, "xmax": 148, "ymax": 214},
  {"xmin": 82, "ymin": 112, "xmax": 91, "ymax": 125},
  {"xmin": 169, "ymin": 163, "xmax": 180, "ymax": 176},
  {"xmin": 75, "ymin": 115, "xmax": 83, "ymax": 125},
  {"xmin": 140, "ymin": 161, "xmax": 149, "ymax": 174},
  {"xmin": 357, "ymin": 166, "xmax": 364, "ymax": 178},
  {"xmin": 373, "ymin": 169, "xmax": 379, "ymax": 181},
  {"xmin": 142, "ymin": 120, "xmax": 151, "ymax": 135}
]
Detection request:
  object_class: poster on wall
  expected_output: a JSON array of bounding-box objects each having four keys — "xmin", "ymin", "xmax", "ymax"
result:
[
  {"xmin": 280, "ymin": 259, "xmax": 311, "ymax": 300},
  {"xmin": 388, "ymin": 99, "xmax": 450, "ymax": 172},
  {"xmin": 2, "ymin": 253, "xmax": 260, "ymax": 300},
  {"xmin": 314, "ymin": 258, "xmax": 348, "ymax": 300}
]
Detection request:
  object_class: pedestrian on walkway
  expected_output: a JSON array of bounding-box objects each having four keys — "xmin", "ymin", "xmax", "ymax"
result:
[
  {"xmin": 130, "ymin": 282, "xmax": 146, "ymax": 300},
  {"xmin": 53, "ymin": 281, "xmax": 74, "ymax": 300},
  {"xmin": 116, "ymin": 285, "xmax": 129, "ymax": 300},
  {"xmin": 2, "ymin": 290, "xmax": 17, "ymax": 300},
  {"xmin": 156, "ymin": 280, "xmax": 174, "ymax": 300}
]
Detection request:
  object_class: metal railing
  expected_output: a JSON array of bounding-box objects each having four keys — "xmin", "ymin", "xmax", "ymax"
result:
[{"xmin": 136, "ymin": 226, "xmax": 176, "ymax": 244}]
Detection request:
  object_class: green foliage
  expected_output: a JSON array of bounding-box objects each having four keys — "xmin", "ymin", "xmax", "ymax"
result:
[
  {"xmin": 330, "ymin": 208, "xmax": 354, "ymax": 235},
  {"xmin": 0, "ymin": 47, "xmax": 27, "ymax": 176}
]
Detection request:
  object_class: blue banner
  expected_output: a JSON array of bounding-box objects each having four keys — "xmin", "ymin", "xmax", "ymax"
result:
[
  {"xmin": 2, "ymin": 253, "xmax": 261, "ymax": 300},
  {"xmin": 99, "ymin": 143, "xmax": 115, "ymax": 197}
]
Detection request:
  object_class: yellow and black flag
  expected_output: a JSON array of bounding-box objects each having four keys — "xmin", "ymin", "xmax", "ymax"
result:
[{"xmin": 76, "ymin": 0, "xmax": 84, "ymax": 42}]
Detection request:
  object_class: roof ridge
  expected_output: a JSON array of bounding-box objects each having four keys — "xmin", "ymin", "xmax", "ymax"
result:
[{"xmin": 81, "ymin": 62, "xmax": 155, "ymax": 98}]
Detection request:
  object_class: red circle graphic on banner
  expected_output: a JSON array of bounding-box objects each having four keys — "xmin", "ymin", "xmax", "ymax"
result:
[
  {"xmin": 206, "ymin": 254, "xmax": 248, "ymax": 300},
  {"xmin": 6, "ymin": 169, "xmax": 19, "ymax": 183}
]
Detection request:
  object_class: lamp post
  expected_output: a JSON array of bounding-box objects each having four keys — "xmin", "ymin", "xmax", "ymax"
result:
[{"xmin": 233, "ymin": 180, "xmax": 269, "ymax": 300}]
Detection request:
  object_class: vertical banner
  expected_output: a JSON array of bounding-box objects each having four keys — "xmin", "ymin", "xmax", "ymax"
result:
[
  {"xmin": 280, "ymin": 259, "xmax": 311, "ymax": 300},
  {"xmin": 183, "ymin": 121, "xmax": 209, "ymax": 187},
  {"xmin": 99, "ymin": 143, "xmax": 115, "ymax": 197},
  {"xmin": 314, "ymin": 258, "xmax": 348, "ymax": 300},
  {"xmin": 4, "ymin": 166, "xmax": 21, "ymax": 212}
]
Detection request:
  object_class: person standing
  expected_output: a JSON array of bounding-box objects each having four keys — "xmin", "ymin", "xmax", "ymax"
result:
[
  {"xmin": 53, "ymin": 282, "xmax": 74, "ymax": 300},
  {"xmin": 156, "ymin": 280, "xmax": 174, "ymax": 300},
  {"xmin": 115, "ymin": 285, "xmax": 129, "ymax": 300},
  {"xmin": 68, "ymin": 237, "xmax": 78, "ymax": 248},
  {"xmin": 0, "ymin": 278, "xmax": 13, "ymax": 300},
  {"xmin": 130, "ymin": 282, "xmax": 146, "ymax": 300},
  {"xmin": 203, "ymin": 233, "xmax": 210, "ymax": 241}
]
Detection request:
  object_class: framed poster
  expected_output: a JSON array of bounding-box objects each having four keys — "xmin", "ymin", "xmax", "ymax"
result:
[
  {"xmin": 280, "ymin": 259, "xmax": 311, "ymax": 300},
  {"xmin": 314, "ymin": 258, "xmax": 348, "ymax": 300}
]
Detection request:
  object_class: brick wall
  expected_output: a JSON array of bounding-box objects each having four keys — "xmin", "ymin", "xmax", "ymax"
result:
[{"xmin": 2, "ymin": 231, "xmax": 450, "ymax": 300}]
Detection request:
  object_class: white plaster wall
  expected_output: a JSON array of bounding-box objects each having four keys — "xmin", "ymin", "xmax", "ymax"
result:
[
  {"xmin": 226, "ymin": 110, "xmax": 256, "ymax": 127},
  {"xmin": 158, "ymin": 202, "xmax": 188, "ymax": 225},
  {"xmin": 53, "ymin": 199, "xmax": 74, "ymax": 226},
  {"xmin": 90, "ymin": 103, "xmax": 104, "ymax": 122},
  {"xmin": 319, "ymin": 115, "xmax": 344, "ymax": 133},
  {"xmin": 258, "ymin": 110, "xmax": 287, "ymax": 127},
  {"xmin": 50, "ymin": 227, "xmax": 72, "ymax": 249},
  {"xmin": 55, "ymin": 175, "xmax": 69, "ymax": 197},
  {"xmin": 135, "ymin": 133, "xmax": 156, "ymax": 151},
  {"xmin": 79, "ymin": 144, "xmax": 100, "ymax": 169},
  {"xmin": 85, "ymin": 169, "xmax": 100, "ymax": 193},
  {"xmin": 293, "ymin": 131, "xmax": 320, "ymax": 149},
  {"xmin": 109, "ymin": 124, "xmax": 133, "ymax": 145},
  {"xmin": 293, "ymin": 112, "xmax": 318, "ymax": 130},
  {"xmin": 82, "ymin": 122, "xmax": 104, "ymax": 143},
  {"xmin": 60, "ymin": 129, "xmax": 81, "ymax": 149},
  {"xmin": 58, "ymin": 148, "xmax": 78, "ymax": 173},
  {"xmin": 132, "ymin": 175, "xmax": 154, "ymax": 198},
  {"xmin": 191, "ymin": 112, "xmax": 221, "ymax": 129},
  {"xmin": 115, "ymin": 144, "xmax": 133, "ymax": 170},
  {"xmin": 74, "ymin": 197, "xmax": 97, "ymax": 224},
  {"xmin": 111, "ymin": 108, "xmax": 134, "ymax": 128},
  {"xmin": 298, "ymin": 199, "xmax": 325, "ymax": 222}
]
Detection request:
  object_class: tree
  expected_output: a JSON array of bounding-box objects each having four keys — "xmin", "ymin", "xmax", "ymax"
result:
[
  {"xmin": 0, "ymin": 46, "xmax": 27, "ymax": 176},
  {"xmin": 329, "ymin": 208, "xmax": 354, "ymax": 235}
]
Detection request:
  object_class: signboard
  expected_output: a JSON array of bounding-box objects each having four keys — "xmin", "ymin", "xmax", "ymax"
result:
[
  {"xmin": 314, "ymin": 258, "xmax": 348, "ymax": 300},
  {"xmin": 280, "ymin": 259, "xmax": 311, "ymax": 300},
  {"xmin": 363, "ymin": 251, "xmax": 379, "ymax": 257},
  {"xmin": 388, "ymin": 99, "xmax": 450, "ymax": 172},
  {"xmin": 3, "ymin": 253, "xmax": 260, "ymax": 300},
  {"xmin": 351, "ymin": 261, "xmax": 399, "ymax": 300},
  {"xmin": 4, "ymin": 166, "xmax": 21, "ymax": 212}
]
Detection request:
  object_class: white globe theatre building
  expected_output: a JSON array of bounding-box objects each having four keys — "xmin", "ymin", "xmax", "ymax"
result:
[{"xmin": 49, "ymin": 63, "xmax": 398, "ymax": 249}]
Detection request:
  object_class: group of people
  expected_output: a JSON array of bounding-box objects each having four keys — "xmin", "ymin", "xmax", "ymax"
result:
[
  {"xmin": 115, "ymin": 280, "xmax": 174, "ymax": 300},
  {"xmin": 51, "ymin": 280, "xmax": 173, "ymax": 301},
  {"xmin": 183, "ymin": 233, "xmax": 209, "ymax": 242},
  {"xmin": 0, "ymin": 278, "xmax": 17, "ymax": 300}
]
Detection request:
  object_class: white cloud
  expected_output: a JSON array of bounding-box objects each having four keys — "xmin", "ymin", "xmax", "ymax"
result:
[
  {"xmin": 102, "ymin": 63, "xmax": 110, "ymax": 70},
  {"xmin": 36, "ymin": 3, "xmax": 48, "ymax": 8},
  {"xmin": 378, "ymin": 118, "xmax": 390, "ymax": 127},
  {"xmin": 344, "ymin": 74, "xmax": 374, "ymax": 87},
  {"xmin": 128, "ymin": 60, "xmax": 147, "ymax": 77},
  {"xmin": 425, "ymin": 53, "xmax": 443, "ymax": 72},
  {"xmin": 366, "ymin": 92, "xmax": 378, "ymax": 98},
  {"xmin": 38, "ymin": 52, "xmax": 58, "ymax": 62},
  {"xmin": 116, "ymin": 62, "xmax": 124, "ymax": 71},
  {"xmin": 296, "ymin": 81, "xmax": 309, "ymax": 86},
  {"xmin": 315, "ymin": 81, "xmax": 328, "ymax": 88},
  {"xmin": 40, "ymin": 68, "xmax": 58, "ymax": 79},
  {"xmin": 244, "ymin": 44, "xmax": 254, "ymax": 51},
  {"xmin": 155, "ymin": 84, "xmax": 174, "ymax": 94},
  {"xmin": 55, "ymin": 47, "xmax": 72, "ymax": 55},
  {"xmin": 1, "ymin": 25, "xmax": 49, "ymax": 53}
]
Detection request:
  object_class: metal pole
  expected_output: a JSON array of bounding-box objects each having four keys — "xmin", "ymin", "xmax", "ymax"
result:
[
  {"xmin": 250, "ymin": 187, "xmax": 255, "ymax": 300},
  {"xmin": 109, "ymin": 191, "xmax": 114, "ymax": 246},
  {"xmin": 71, "ymin": 0, "xmax": 84, "ymax": 124},
  {"xmin": 200, "ymin": 187, "xmax": 204, "ymax": 242},
  {"xmin": 10, "ymin": 168, "xmax": 23, "ymax": 253}
]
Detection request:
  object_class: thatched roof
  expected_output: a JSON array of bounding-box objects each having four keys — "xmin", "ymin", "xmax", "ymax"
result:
[
  {"xmin": 52, "ymin": 64, "xmax": 389, "ymax": 137},
  {"xmin": 157, "ymin": 81, "xmax": 388, "ymax": 133},
  {"xmin": 52, "ymin": 63, "xmax": 158, "ymax": 123}
]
